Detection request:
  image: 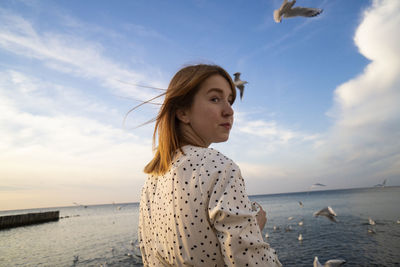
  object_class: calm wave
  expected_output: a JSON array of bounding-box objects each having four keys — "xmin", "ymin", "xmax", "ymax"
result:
[{"xmin": 1, "ymin": 186, "xmax": 399, "ymax": 266}]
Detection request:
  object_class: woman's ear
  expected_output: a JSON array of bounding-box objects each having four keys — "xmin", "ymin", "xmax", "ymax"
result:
[{"xmin": 176, "ymin": 108, "xmax": 190, "ymax": 124}]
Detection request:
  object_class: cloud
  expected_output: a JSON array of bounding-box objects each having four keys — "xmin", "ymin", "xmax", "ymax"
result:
[
  {"xmin": 226, "ymin": 110, "xmax": 320, "ymax": 157},
  {"xmin": 0, "ymin": 69, "xmax": 153, "ymax": 210},
  {"xmin": 0, "ymin": 7, "xmax": 168, "ymax": 210},
  {"xmin": 321, "ymin": 0, "xmax": 400, "ymax": 185},
  {"xmin": 220, "ymin": 0, "xmax": 400, "ymax": 191},
  {"xmin": 239, "ymin": 162, "xmax": 290, "ymax": 179},
  {"xmin": 0, "ymin": 8, "xmax": 165, "ymax": 100},
  {"xmin": 212, "ymin": 110, "xmax": 322, "ymax": 190},
  {"xmin": 237, "ymin": 119, "xmax": 310, "ymax": 144}
]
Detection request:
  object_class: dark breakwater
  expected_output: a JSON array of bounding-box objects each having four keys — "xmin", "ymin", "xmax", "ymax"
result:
[{"xmin": 0, "ymin": 211, "xmax": 59, "ymax": 230}]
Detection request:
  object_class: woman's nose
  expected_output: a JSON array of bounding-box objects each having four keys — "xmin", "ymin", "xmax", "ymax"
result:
[{"xmin": 222, "ymin": 101, "xmax": 234, "ymax": 117}]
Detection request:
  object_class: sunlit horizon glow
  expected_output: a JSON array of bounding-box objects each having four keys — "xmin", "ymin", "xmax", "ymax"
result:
[{"xmin": 1, "ymin": 0, "xmax": 399, "ymax": 211}]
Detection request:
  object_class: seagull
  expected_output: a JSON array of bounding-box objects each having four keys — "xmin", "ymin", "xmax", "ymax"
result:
[
  {"xmin": 314, "ymin": 206, "xmax": 337, "ymax": 223},
  {"xmin": 288, "ymin": 216, "xmax": 294, "ymax": 221},
  {"xmin": 374, "ymin": 178, "xmax": 387, "ymax": 187},
  {"xmin": 233, "ymin": 72, "xmax": 248, "ymax": 99},
  {"xmin": 310, "ymin": 183, "xmax": 326, "ymax": 189},
  {"xmin": 298, "ymin": 201, "xmax": 304, "ymax": 208},
  {"xmin": 265, "ymin": 233, "xmax": 269, "ymax": 239},
  {"xmin": 368, "ymin": 217, "xmax": 376, "ymax": 225},
  {"xmin": 298, "ymin": 234, "xmax": 303, "ymax": 241},
  {"xmin": 367, "ymin": 228, "xmax": 376, "ymax": 234},
  {"xmin": 314, "ymin": 256, "xmax": 346, "ymax": 267},
  {"xmin": 298, "ymin": 220, "xmax": 304, "ymax": 226},
  {"xmin": 274, "ymin": 0, "xmax": 323, "ymax": 23}
]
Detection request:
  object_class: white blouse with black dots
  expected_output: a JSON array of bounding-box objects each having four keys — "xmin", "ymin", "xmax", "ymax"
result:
[{"xmin": 138, "ymin": 145, "xmax": 282, "ymax": 267}]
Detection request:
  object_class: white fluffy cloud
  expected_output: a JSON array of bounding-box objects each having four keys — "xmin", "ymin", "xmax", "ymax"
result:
[{"xmin": 321, "ymin": 0, "xmax": 400, "ymax": 185}]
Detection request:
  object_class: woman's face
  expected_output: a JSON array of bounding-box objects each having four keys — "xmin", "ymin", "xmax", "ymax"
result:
[{"xmin": 181, "ymin": 74, "xmax": 234, "ymax": 147}]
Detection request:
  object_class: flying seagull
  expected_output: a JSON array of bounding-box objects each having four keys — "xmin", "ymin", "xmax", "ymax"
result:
[
  {"xmin": 374, "ymin": 178, "xmax": 387, "ymax": 187},
  {"xmin": 313, "ymin": 256, "xmax": 346, "ymax": 267},
  {"xmin": 314, "ymin": 206, "xmax": 337, "ymax": 223},
  {"xmin": 274, "ymin": 0, "xmax": 323, "ymax": 23},
  {"xmin": 233, "ymin": 72, "xmax": 248, "ymax": 99},
  {"xmin": 310, "ymin": 183, "xmax": 326, "ymax": 189}
]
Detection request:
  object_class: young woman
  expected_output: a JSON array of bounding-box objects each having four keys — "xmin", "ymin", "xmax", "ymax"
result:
[{"xmin": 138, "ymin": 64, "xmax": 281, "ymax": 266}]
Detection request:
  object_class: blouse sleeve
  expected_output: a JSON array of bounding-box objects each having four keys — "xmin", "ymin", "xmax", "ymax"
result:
[{"xmin": 207, "ymin": 159, "xmax": 282, "ymax": 267}]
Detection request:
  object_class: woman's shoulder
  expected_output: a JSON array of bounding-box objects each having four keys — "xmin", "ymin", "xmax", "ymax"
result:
[{"xmin": 178, "ymin": 145, "xmax": 237, "ymax": 167}]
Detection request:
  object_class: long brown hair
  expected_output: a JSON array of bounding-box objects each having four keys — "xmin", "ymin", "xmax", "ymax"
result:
[{"xmin": 144, "ymin": 64, "xmax": 236, "ymax": 175}]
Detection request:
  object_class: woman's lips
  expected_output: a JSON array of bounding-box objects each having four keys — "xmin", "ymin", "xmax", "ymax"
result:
[{"xmin": 220, "ymin": 123, "xmax": 231, "ymax": 130}]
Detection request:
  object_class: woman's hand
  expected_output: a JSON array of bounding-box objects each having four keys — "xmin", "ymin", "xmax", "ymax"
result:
[{"xmin": 254, "ymin": 202, "xmax": 267, "ymax": 231}]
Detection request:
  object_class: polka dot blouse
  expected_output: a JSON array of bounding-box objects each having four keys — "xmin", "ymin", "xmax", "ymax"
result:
[{"xmin": 138, "ymin": 145, "xmax": 282, "ymax": 266}]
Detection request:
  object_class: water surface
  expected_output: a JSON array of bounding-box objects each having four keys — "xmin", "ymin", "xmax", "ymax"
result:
[{"xmin": 1, "ymin": 186, "xmax": 399, "ymax": 266}]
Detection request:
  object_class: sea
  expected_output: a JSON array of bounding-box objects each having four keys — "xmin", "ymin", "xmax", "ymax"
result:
[{"xmin": 1, "ymin": 186, "xmax": 399, "ymax": 267}]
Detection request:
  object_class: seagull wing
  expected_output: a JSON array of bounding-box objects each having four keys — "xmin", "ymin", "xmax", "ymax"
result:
[
  {"xmin": 235, "ymin": 85, "xmax": 244, "ymax": 99},
  {"xmin": 235, "ymin": 81, "xmax": 248, "ymax": 86},
  {"xmin": 284, "ymin": 7, "xmax": 323, "ymax": 18},
  {"xmin": 313, "ymin": 209, "xmax": 324, "ymax": 217},
  {"xmin": 314, "ymin": 206, "xmax": 337, "ymax": 222},
  {"xmin": 236, "ymin": 84, "xmax": 244, "ymax": 90},
  {"xmin": 327, "ymin": 206, "xmax": 337, "ymax": 216},
  {"xmin": 314, "ymin": 206, "xmax": 333, "ymax": 217},
  {"xmin": 279, "ymin": 0, "xmax": 290, "ymax": 11}
]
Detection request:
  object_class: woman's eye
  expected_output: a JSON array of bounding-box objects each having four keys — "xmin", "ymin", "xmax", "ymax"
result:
[{"xmin": 211, "ymin": 97, "xmax": 219, "ymax": 102}]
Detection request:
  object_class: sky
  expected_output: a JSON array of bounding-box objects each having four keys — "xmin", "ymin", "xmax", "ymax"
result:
[{"xmin": 1, "ymin": 0, "xmax": 399, "ymax": 211}]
